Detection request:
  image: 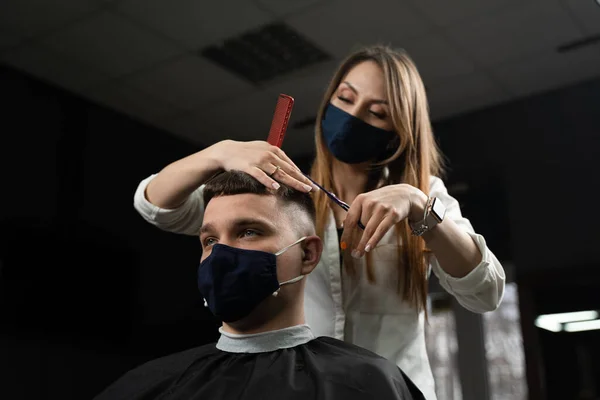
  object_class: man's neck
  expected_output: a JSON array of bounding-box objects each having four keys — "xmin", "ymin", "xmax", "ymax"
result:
[{"xmin": 221, "ymin": 301, "xmax": 305, "ymax": 335}]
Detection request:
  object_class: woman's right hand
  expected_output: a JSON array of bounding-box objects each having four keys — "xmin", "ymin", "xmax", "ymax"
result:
[{"xmin": 210, "ymin": 140, "xmax": 315, "ymax": 193}]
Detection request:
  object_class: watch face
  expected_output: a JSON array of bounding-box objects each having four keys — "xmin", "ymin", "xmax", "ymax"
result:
[{"xmin": 431, "ymin": 198, "xmax": 446, "ymax": 222}]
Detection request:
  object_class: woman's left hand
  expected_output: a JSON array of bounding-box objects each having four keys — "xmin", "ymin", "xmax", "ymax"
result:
[{"xmin": 340, "ymin": 184, "xmax": 428, "ymax": 258}]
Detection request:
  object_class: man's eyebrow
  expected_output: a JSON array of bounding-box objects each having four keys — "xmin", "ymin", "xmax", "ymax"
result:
[
  {"xmin": 199, "ymin": 218, "xmax": 277, "ymax": 235},
  {"xmin": 199, "ymin": 223, "xmax": 214, "ymax": 235}
]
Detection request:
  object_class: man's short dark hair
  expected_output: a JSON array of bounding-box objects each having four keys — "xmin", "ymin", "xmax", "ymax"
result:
[{"xmin": 203, "ymin": 171, "xmax": 316, "ymax": 227}]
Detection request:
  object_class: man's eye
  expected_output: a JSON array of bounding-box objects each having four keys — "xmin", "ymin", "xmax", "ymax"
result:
[
  {"xmin": 242, "ymin": 229, "xmax": 259, "ymax": 238},
  {"xmin": 204, "ymin": 237, "xmax": 217, "ymax": 247}
]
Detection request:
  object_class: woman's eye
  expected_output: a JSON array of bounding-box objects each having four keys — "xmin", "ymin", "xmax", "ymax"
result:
[
  {"xmin": 337, "ymin": 96, "xmax": 352, "ymax": 103},
  {"xmin": 370, "ymin": 110, "xmax": 386, "ymax": 119}
]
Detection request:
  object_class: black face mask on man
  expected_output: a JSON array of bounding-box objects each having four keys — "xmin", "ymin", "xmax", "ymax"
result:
[{"xmin": 197, "ymin": 237, "xmax": 306, "ymax": 323}]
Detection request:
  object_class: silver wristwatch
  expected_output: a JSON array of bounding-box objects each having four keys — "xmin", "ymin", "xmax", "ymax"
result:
[{"xmin": 410, "ymin": 197, "xmax": 446, "ymax": 236}]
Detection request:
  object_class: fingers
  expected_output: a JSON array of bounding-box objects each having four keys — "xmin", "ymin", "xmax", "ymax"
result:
[
  {"xmin": 248, "ymin": 166, "xmax": 282, "ymax": 191},
  {"xmin": 355, "ymin": 212, "xmax": 400, "ymax": 258},
  {"xmin": 270, "ymin": 146, "xmax": 316, "ymax": 191},
  {"xmin": 269, "ymin": 165, "xmax": 315, "ymax": 193},
  {"xmin": 340, "ymin": 194, "xmax": 365, "ymax": 251},
  {"xmin": 353, "ymin": 207, "xmax": 387, "ymax": 257}
]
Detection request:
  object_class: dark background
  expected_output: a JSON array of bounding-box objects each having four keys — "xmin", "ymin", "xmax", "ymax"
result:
[{"xmin": 0, "ymin": 61, "xmax": 598, "ymax": 399}]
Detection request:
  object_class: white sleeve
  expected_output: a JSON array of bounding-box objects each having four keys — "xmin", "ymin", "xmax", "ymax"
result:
[
  {"xmin": 428, "ymin": 176, "xmax": 506, "ymax": 313},
  {"xmin": 133, "ymin": 174, "xmax": 205, "ymax": 236}
]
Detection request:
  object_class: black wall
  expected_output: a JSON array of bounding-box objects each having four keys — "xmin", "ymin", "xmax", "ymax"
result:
[{"xmin": 0, "ymin": 65, "xmax": 220, "ymax": 400}]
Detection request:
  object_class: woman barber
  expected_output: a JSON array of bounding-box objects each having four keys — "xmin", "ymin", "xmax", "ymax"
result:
[{"xmin": 133, "ymin": 46, "xmax": 505, "ymax": 400}]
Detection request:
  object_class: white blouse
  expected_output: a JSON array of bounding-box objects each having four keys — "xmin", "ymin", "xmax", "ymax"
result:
[{"xmin": 133, "ymin": 174, "xmax": 506, "ymax": 400}]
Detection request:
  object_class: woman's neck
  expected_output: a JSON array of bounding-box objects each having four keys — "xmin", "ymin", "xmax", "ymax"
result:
[{"xmin": 331, "ymin": 159, "xmax": 370, "ymax": 204}]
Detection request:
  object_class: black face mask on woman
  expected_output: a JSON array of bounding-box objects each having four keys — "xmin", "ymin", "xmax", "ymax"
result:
[{"xmin": 321, "ymin": 103, "xmax": 397, "ymax": 164}]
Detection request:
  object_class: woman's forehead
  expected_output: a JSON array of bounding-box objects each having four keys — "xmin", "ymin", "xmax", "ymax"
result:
[{"xmin": 341, "ymin": 60, "xmax": 386, "ymax": 97}]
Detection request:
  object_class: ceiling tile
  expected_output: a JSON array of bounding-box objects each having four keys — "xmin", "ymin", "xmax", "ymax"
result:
[
  {"xmin": 562, "ymin": 0, "xmax": 600, "ymax": 36},
  {"xmin": 155, "ymin": 112, "xmax": 230, "ymax": 147},
  {"xmin": 0, "ymin": 31, "xmax": 21, "ymax": 51},
  {"xmin": 0, "ymin": 0, "xmax": 101, "ymax": 38},
  {"xmin": 253, "ymin": 0, "xmax": 326, "ymax": 18},
  {"xmin": 1, "ymin": 43, "xmax": 109, "ymax": 93},
  {"xmin": 264, "ymin": 61, "xmax": 339, "ymax": 121},
  {"xmin": 84, "ymin": 83, "xmax": 183, "ymax": 126},
  {"xmin": 490, "ymin": 47, "xmax": 600, "ymax": 98},
  {"xmin": 42, "ymin": 11, "xmax": 183, "ymax": 78},
  {"xmin": 445, "ymin": 1, "xmax": 583, "ymax": 67},
  {"xmin": 409, "ymin": 0, "xmax": 525, "ymax": 27},
  {"xmin": 116, "ymin": 0, "xmax": 271, "ymax": 50},
  {"xmin": 428, "ymin": 73, "xmax": 511, "ymax": 121},
  {"xmin": 402, "ymin": 33, "xmax": 476, "ymax": 86},
  {"xmin": 125, "ymin": 54, "xmax": 255, "ymax": 111},
  {"xmin": 196, "ymin": 89, "xmax": 281, "ymax": 143},
  {"xmin": 287, "ymin": 0, "xmax": 431, "ymax": 59}
]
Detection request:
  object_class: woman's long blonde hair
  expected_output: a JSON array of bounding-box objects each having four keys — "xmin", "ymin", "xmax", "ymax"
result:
[{"xmin": 310, "ymin": 45, "xmax": 444, "ymax": 313}]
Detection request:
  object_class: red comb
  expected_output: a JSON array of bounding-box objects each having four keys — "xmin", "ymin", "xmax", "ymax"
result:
[{"xmin": 267, "ymin": 94, "xmax": 294, "ymax": 147}]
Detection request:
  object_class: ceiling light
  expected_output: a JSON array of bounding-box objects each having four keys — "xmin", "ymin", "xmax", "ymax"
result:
[
  {"xmin": 534, "ymin": 310, "xmax": 598, "ymax": 332},
  {"xmin": 564, "ymin": 319, "xmax": 600, "ymax": 333}
]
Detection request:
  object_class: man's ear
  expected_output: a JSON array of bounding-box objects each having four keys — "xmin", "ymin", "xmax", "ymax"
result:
[{"xmin": 301, "ymin": 235, "xmax": 323, "ymax": 275}]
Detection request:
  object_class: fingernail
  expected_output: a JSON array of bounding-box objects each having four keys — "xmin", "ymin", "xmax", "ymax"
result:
[
  {"xmin": 311, "ymin": 184, "xmax": 320, "ymax": 191},
  {"xmin": 340, "ymin": 241, "xmax": 347, "ymax": 250},
  {"xmin": 351, "ymin": 250, "xmax": 360, "ymax": 259},
  {"xmin": 364, "ymin": 244, "xmax": 371, "ymax": 253},
  {"xmin": 272, "ymin": 182, "xmax": 280, "ymax": 190},
  {"xmin": 303, "ymin": 184, "xmax": 313, "ymax": 192}
]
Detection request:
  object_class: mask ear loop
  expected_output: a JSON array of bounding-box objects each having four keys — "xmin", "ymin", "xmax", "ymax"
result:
[
  {"xmin": 274, "ymin": 236, "xmax": 307, "ymax": 256},
  {"xmin": 272, "ymin": 236, "xmax": 308, "ymax": 297}
]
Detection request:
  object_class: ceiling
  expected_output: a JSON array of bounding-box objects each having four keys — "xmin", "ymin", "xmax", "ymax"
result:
[{"xmin": 1, "ymin": 0, "xmax": 599, "ymax": 157}]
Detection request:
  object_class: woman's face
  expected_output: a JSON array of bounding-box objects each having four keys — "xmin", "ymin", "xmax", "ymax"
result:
[{"xmin": 330, "ymin": 60, "xmax": 394, "ymax": 131}]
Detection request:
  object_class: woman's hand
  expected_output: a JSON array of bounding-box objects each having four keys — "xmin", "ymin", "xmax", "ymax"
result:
[
  {"xmin": 340, "ymin": 184, "xmax": 428, "ymax": 258},
  {"xmin": 210, "ymin": 140, "xmax": 315, "ymax": 193}
]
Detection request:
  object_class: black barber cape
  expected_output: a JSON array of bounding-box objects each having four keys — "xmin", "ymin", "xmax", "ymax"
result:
[{"xmin": 94, "ymin": 325, "xmax": 425, "ymax": 400}]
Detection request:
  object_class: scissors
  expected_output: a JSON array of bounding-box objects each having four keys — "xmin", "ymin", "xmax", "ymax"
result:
[{"xmin": 303, "ymin": 173, "xmax": 365, "ymax": 230}]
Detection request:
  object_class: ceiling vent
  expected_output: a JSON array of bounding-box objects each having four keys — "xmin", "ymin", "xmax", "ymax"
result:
[{"xmin": 200, "ymin": 22, "xmax": 331, "ymax": 85}]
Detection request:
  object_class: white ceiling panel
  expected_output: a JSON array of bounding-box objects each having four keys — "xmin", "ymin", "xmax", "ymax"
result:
[
  {"xmin": 125, "ymin": 54, "xmax": 256, "ymax": 112},
  {"xmin": 116, "ymin": 0, "xmax": 271, "ymax": 50},
  {"xmin": 490, "ymin": 46, "xmax": 600, "ymax": 98},
  {"xmin": 196, "ymin": 89, "xmax": 282, "ymax": 142},
  {"xmin": 408, "ymin": 0, "xmax": 526, "ymax": 27},
  {"xmin": 85, "ymin": 83, "xmax": 183, "ymax": 126},
  {"xmin": 264, "ymin": 61, "xmax": 339, "ymax": 121},
  {"xmin": 0, "ymin": 0, "xmax": 102, "ymax": 38},
  {"xmin": 1, "ymin": 43, "xmax": 109, "ymax": 93},
  {"xmin": 287, "ymin": 0, "xmax": 431, "ymax": 59},
  {"xmin": 445, "ymin": 0, "xmax": 583, "ymax": 67},
  {"xmin": 42, "ymin": 11, "xmax": 183, "ymax": 78},
  {"xmin": 253, "ymin": 0, "xmax": 327, "ymax": 18},
  {"xmin": 0, "ymin": 31, "xmax": 22, "ymax": 51},
  {"xmin": 401, "ymin": 33, "xmax": 477, "ymax": 86},
  {"xmin": 428, "ymin": 73, "xmax": 511, "ymax": 120},
  {"xmin": 562, "ymin": 0, "xmax": 600, "ymax": 35},
  {"xmin": 155, "ymin": 112, "xmax": 231, "ymax": 147}
]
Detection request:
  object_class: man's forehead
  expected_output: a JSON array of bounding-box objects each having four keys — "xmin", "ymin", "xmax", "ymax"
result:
[{"xmin": 203, "ymin": 193, "xmax": 281, "ymax": 227}]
